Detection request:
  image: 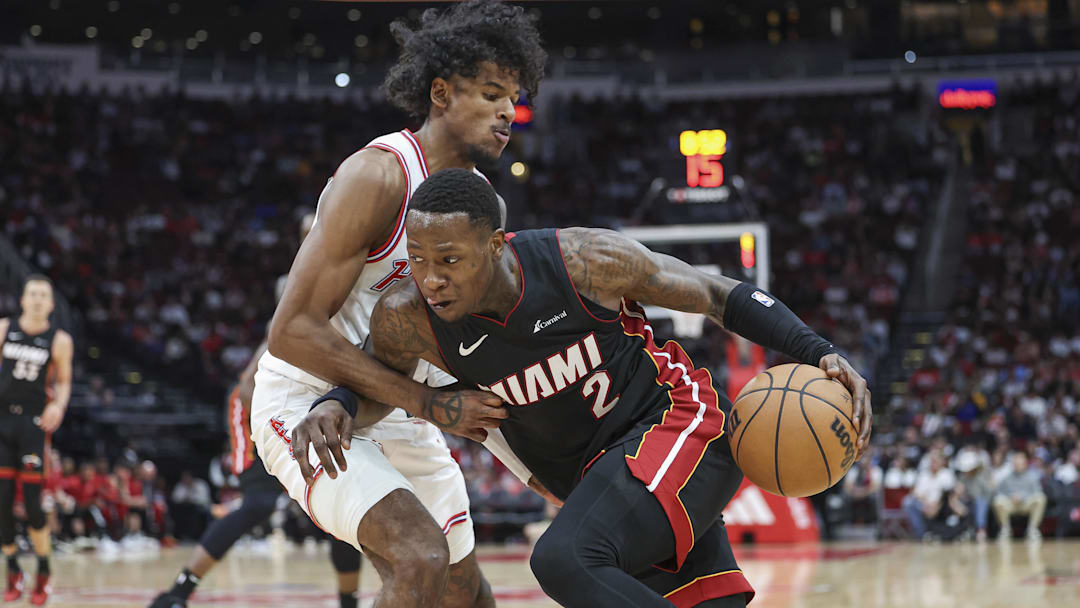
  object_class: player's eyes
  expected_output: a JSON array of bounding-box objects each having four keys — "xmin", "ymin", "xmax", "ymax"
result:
[
  {"xmin": 444, "ymin": 257, "xmax": 460, "ymax": 264},
  {"xmin": 484, "ymin": 94, "xmax": 498, "ymax": 101},
  {"xmin": 410, "ymin": 255, "xmax": 424, "ymax": 263}
]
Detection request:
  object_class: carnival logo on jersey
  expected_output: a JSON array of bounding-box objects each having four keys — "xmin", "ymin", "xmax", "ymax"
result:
[
  {"xmin": 533, "ymin": 310, "xmax": 567, "ymax": 334},
  {"xmin": 371, "ymin": 259, "xmax": 411, "ymax": 292},
  {"xmin": 751, "ymin": 290, "xmax": 775, "ymax": 308}
]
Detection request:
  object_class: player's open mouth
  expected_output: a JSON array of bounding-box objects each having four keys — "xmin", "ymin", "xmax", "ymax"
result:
[
  {"xmin": 426, "ymin": 297, "xmax": 452, "ymax": 311},
  {"xmin": 493, "ymin": 128, "xmax": 510, "ymax": 144}
]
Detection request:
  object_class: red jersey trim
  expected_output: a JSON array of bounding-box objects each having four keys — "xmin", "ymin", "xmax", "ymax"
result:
[
  {"xmin": 620, "ymin": 300, "xmax": 727, "ymax": 572},
  {"xmin": 441, "ymin": 510, "xmax": 469, "ymax": 535},
  {"xmin": 402, "ymin": 129, "xmax": 430, "ymax": 178},
  {"xmin": 305, "ymin": 465, "xmax": 330, "ymax": 534},
  {"xmin": 554, "ymin": 229, "xmax": 620, "ymax": 324},
  {"xmin": 228, "ymin": 387, "xmax": 253, "ymax": 476},
  {"xmin": 664, "ymin": 569, "xmax": 755, "ymax": 607},
  {"xmin": 363, "ymin": 143, "xmax": 410, "ymax": 263}
]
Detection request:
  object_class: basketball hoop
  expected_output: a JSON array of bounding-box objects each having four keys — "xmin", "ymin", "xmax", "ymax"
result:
[{"xmin": 670, "ymin": 310, "xmax": 706, "ymax": 339}]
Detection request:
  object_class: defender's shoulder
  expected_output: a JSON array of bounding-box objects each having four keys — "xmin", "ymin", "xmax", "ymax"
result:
[{"xmin": 332, "ymin": 147, "xmax": 407, "ymax": 195}]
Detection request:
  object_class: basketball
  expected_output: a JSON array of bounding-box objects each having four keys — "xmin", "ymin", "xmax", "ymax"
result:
[{"xmin": 728, "ymin": 363, "xmax": 856, "ymax": 497}]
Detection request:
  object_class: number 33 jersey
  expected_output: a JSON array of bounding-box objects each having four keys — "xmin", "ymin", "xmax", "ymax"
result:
[
  {"xmin": 425, "ymin": 229, "xmax": 730, "ymax": 500},
  {"xmin": 0, "ymin": 321, "xmax": 56, "ymax": 414}
]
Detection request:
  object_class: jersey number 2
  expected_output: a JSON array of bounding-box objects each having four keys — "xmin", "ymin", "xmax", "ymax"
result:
[{"xmin": 582, "ymin": 370, "xmax": 619, "ymax": 419}]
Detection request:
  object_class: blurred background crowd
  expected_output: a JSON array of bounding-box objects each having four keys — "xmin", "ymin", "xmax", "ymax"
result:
[{"xmin": 1, "ymin": 0, "xmax": 1079, "ymax": 550}]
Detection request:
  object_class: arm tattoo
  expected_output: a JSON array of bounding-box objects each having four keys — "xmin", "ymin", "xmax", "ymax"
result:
[
  {"xmin": 370, "ymin": 283, "xmax": 446, "ymax": 376},
  {"xmin": 559, "ymin": 227, "xmax": 739, "ymax": 327},
  {"xmin": 422, "ymin": 391, "xmax": 464, "ymax": 430}
]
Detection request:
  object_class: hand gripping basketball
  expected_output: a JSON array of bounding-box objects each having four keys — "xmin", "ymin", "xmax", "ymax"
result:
[
  {"xmin": 728, "ymin": 361, "xmax": 870, "ymax": 497},
  {"xmin": 818, "ymin": 353, "xmax": 872, "ymax": 458}
]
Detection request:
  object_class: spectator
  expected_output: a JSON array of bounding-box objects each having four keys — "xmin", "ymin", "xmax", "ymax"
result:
[
  {"xmin": 1050, "ymin": 448, "xmax": 1080, "ymax": 538},
  {"xmin": 842, "ymin": 457, "xmax": 883, "ymax": 524},
  {"xmin": 928, "ymin": 482, "xmax": 974, "ymax": 542},
  {"xmin": 903, "ymin": 453, "xmax": 956, "ymax": 540},
  {"xmin": 884, "ymin": 456, "xmax": 917, "ymax": 489},
  {"xmin": 170, "ymin": 471, "xmax": 212, "ymax": 541},
  {"xmin": 992, "ymin": 451, "xmax": 1048, "ymax": 541},
  {"xmin": 953, "ymin": 446, "xmax": 995, "ymax": 541}
]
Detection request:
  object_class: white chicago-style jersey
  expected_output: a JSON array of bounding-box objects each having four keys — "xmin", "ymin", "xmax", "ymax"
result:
[{"xmin": 261, "ymin": 129, "xmax": 484, "ymax": 389}]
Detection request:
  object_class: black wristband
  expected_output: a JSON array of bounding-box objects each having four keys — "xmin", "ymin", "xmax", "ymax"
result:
[
  {"xmin": 722, "ymin": 282, "xmax": 840, "ymax": 365},
  {"xmin": 310, "ymin": 386, "xmax": 360, "ymax": 419}
]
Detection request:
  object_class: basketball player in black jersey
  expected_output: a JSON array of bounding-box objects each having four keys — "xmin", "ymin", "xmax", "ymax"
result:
[
  {"xmin": 1, "ymin": 275, "xmax": 74, "ymax": 605},
  {"xmin": 150, "ymin": 215, "xmax": 363, "ymax": 608},
  {"xmin": 297, "ymin": 169, "xmax": 872, "ymax": 607}
]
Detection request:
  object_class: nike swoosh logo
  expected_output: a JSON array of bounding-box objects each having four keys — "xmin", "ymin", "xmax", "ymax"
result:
[{"xmin": 459, "ymin": 334, "xmax": 488, "ymax": 356}]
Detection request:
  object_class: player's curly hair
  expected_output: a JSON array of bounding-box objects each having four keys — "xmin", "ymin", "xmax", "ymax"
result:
[
  {"xmin": 384, "ymin": 0, "xmax": 547, "ymax": 118},
  {"xmin": 409, "ymin": 168, "xmax": 501, "ymax": 232}
]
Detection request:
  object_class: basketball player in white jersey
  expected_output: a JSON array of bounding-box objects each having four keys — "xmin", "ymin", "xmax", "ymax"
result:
[{"xmin": 249, "ymin": 2, "xmax": 547, "ymax": 606}]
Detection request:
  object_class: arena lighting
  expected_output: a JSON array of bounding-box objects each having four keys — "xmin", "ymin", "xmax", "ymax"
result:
[
  {"xmin": 334, "ymin": 73, "xmax": 351, "ymax": 88},
  {"xmin": 513, "ymin": 105, "xmax": 533, "ymax": 125},
  {"xmin": 938, "ymin": 79, "xmax": 997, "ymax": 110},
  {"xmin": 739, "ymin": 231, "xmax": 755, "ymax": 269}
]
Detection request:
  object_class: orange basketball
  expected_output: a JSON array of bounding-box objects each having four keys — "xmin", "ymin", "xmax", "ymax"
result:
[{"xmin": 728, "ymin": 363, "xmax": 857, "ymax": 497}]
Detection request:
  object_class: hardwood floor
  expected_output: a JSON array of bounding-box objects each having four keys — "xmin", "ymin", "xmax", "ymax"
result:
[{"xmin": 21, "ymin": 538, "xmax": 1080, "ymax": 607}]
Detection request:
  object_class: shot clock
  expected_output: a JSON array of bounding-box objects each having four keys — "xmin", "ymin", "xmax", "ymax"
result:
[{"xmin": 679, "ymin": 129, "xmax": 728, "ymax": 188}]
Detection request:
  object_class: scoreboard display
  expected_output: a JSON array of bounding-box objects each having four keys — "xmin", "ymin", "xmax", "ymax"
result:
[
  {"xmin": 663, "ymin": 128, "xmax": 734, "ymax": 206},
  {"xmin": 679, "ymin": 129, "xmax": 728, "ymax": 188}
]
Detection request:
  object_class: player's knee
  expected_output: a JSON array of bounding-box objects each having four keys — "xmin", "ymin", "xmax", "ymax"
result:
[
  {"xmin": 243, "ymin": 490, "xmax": 279, "ymax": 520},
  {"xmin": 530, "ymin": 532, "xmax": 584, "ymax": 593},
  {"xmin": 388, "ymin": 533, "xmax": 450, "ymax": 582}
]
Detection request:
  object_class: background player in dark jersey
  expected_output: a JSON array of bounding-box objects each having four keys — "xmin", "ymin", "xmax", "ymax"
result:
[
  {"xmin": 296, "ymin": 169, "xmax": 872, "ymax": 607},
  {"xmin": 150, "ymin": 214, "xmax": 363, "ymax": 608},
  {"xmin": 1, "ymin": 275, "xmax": 74, "ymax": 605}
]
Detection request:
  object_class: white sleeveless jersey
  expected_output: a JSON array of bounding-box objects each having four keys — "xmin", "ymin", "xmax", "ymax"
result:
[{"xmin": 262, "ymin": 129, "xmax": 484, "ymax": 389}]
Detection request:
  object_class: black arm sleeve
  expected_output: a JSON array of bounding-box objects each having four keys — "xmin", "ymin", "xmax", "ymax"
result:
[{"xmin": 721, "ymin": 282, "xmax": 839, "ymax": 365}]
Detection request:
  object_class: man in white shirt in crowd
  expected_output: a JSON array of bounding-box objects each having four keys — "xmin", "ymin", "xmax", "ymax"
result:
[
  {"xmin": 902, "ymin": 452, "xmax": 955, "ymax": 540},
  {"xmin": 992, "ymin": 451, "xmax": 1047, "ymax": 542}
]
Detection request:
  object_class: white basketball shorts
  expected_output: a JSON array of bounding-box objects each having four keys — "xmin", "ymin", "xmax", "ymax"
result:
[{"xmin": 250, "ymin": 354, "xmax": 474, "ymax": 563}]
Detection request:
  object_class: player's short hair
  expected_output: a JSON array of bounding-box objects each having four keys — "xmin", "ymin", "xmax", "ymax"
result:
[
  {"xmin": 409, "ymin": 168, "xmax": 501, "ymax": 232},
  {"xmin": 23, "ymin": 274, "xmax": 53, "ymax": 289},
  {"xmin": 384, "ymin": 0, "xmax": 546, "ymax": 118}
]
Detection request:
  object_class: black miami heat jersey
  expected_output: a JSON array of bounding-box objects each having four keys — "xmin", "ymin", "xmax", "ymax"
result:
[
  {"xmin": 426, "ymin": 229, "xmax": 731, "ymax": 500},
  {"xmin": 0, "ymin": 321, "xmax": 56, "ymax": 415}
]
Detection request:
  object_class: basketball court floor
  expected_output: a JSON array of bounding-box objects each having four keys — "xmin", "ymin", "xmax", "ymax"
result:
[{"xmin": 29, "ymin": 539, "xmax": 1080, "ymax": 607}]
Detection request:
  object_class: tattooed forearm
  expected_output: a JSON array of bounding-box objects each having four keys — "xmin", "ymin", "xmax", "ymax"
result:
[
  {"xmin": 421, "ymin": 391, "xmax": 464, "ymax": 430},
  {"xmin": 559, "ymin": 227, "xmax": 741, "ymax": 328}
]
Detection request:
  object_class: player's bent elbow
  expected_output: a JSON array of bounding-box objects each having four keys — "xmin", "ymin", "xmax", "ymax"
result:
[{"xmin": 266, "ymin": 313, "xmax": 308, "ymax": 361}]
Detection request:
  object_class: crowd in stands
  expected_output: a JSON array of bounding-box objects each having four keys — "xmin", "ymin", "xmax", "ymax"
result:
[
  {"xmin": 7, "ymin": 445, "xmax": 368, "ymax": 555},
  {"xmin": 4, "ymin": 68, "xmax": 1078, "ymax": 543},
  {"xmin": 836, "ymin": 78, "xmax": 1080, "ymax": 541},
  {"xmin": 0, "ymin": 81, "xmax": 940, "ymax": 408}
]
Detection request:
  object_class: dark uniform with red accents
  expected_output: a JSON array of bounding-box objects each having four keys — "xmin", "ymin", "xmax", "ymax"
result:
[
  {"xmin": 225, "ymin": 386, "xmax": 279, "ymax": 493},
  {"xmin": 425, "ymin": 229, "xmax": 754, "ymax": 607},
  {"xmin": 0, "ymin": 322, "xmax": 55, "ymax": 486}
]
